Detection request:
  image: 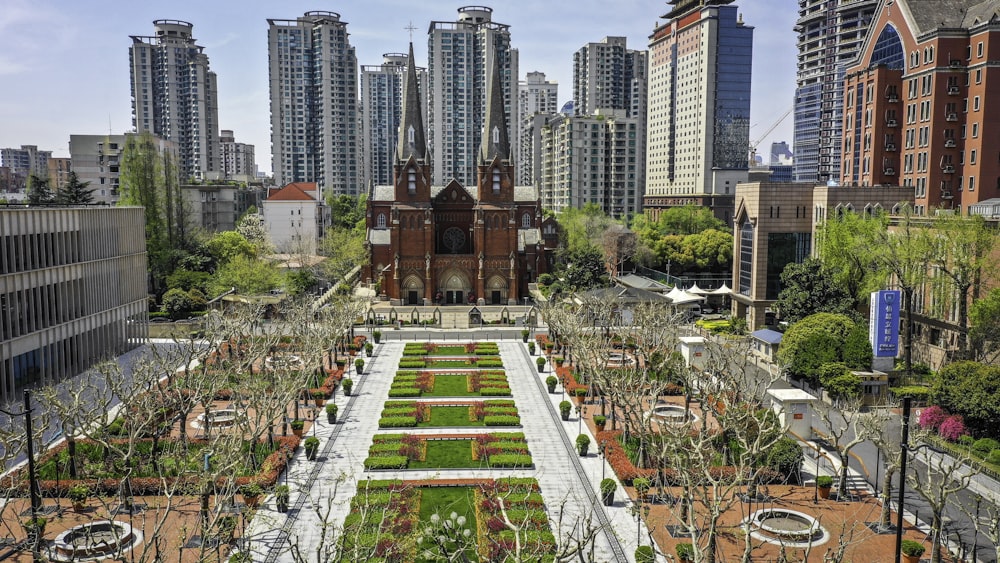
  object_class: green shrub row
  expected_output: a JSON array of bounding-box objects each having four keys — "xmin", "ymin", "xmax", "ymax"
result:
[
  {"xmin": 489, "ymin": 432, "xmax": 526, "ymax": 440},
  {"xmin": 485, "ymin": 400, "xmax": 516, "ymax": 407},
  {"xmin": 378, "ymin": 416, "xmax": 417, "ymax": 428},
  {"xmin": 363, "ymin": 455, "xmax": 409, "ymax": 470},
  {"xmin": 484, "ymin": 415, "xmax": 521, "ymax": 426},
  {"xmin": 480, "ymin": 387, "xmax": 511, "ymax": 396},
  {"xmin": 381, "ymin": 407, "xmax": 417, "ymax": 418},
  {"xmin": 488, "ymin": 454, "xmax": 533, "ymax": 468},
  {"xmin": 388, "ymin": 388, "xmax": 422, "ymax": 397},
  {"xmin": 477, "ymin": 359, "xmax": 504, "ymax": 368},
  {"xmin": 372, "ymin": 433, "xmax": 406, "ymax": 442},
  {"xmin": 369, "ymin": 443, "xmax": 405, "ymax": 454},
  {"xmin": 485, "ymin": 407, "xmax": 518, "ymax": 416},
  {"xmin": 398, "ymin": 360, "xmax": 426, "ymax": 368}
]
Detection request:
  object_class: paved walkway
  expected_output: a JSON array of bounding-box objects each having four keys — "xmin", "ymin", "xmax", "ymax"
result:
[{"xmin": 243, "ymin": 339, "xmax": 636, "ymax": 562}]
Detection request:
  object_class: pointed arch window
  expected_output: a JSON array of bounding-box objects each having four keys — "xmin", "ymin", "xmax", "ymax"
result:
[
  {"xmin": 522, "ymin": 213, "xmax": 531, "ymax": 228},
  {"xmin": 492, "ymin": 170, "xmax": 501, "ymax": 194},
  {"xmin": 408, "ymin": 169, "xmax": 417, "ymax": 194},
  {"xmin": 376, "ymin": 213, "xmax": 387, "ymax": 229}
]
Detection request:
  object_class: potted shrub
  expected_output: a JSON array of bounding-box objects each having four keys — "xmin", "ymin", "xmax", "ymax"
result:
[
  {"xmin": 546, "ymin": 375, "xmax": 558, "ymax": 394},
  {"xmin": 22, "ymin": 517, "xmax": 46, "ymax": 544},
  {"xmin": 343, "ymin": 378, "xmax": 354, "ymax": 396},
  {"xmin": 555, "ymin": 357, "xmax": 565, "ymax": 368},
  {"xmin": 242, "ymin": 483, "xmax": 264, "ymax": 509},
  {"xmin": 600, "ymin": 478, "xmax": 616, "ymax": 506},
  {"xmin": 365, "ymin": 342, "xmax": 373, "ymax": 357},
  {"xmin": 326, "ymin": 402, "xmax": 338, "ymax": 423},
  {"xmin": 676, "ymin": 542, "xmax": 695, "ymax": 562},
  {"xmin": 633, "ymin": 477, "xmax": 651, "ymax": 500},
  {"xmin": 559, "ymin": 401, "xmax": 572, "ymax": 421},
  {"xmin": 521, "ymin": 329, "xmax": 530, "ymax": 343},
  {"xmin": 576, "ymin": 434, "xmax": 591, "ymax": 456},
  {"xmin": 68, "ymin": 484, "xmax": 90, "ymax": 511},
  {"xmin": 635, "ymin": 546, "xmax": 655, "ymax": 563},
  {"xmin": 355, "ymin": 358, "xmax": 365, "ymax": 374},
  {"xmin": 816, "ymin": 475, "xmax": 833, "ymax": 499},
  {"xmin": 312, "ymin": 389, "xmax": 326, "ymax": 407},
  {"xmin": 536, "ymin": 356, "xmax": 546, "ymax": 373},
  {"xmin": 593, "ymin": 415, "xmax": 607, "ymax": 431},
  {"xmin": 290, "ymin": 419, "xmax": 305, "ymax": 437},
  {"xmin": 275, "ymin": 485, "xmax": 290, "ymax": 513},
  {"xmin": 900, "ymin": 540, "xmax": 925, "ymax": 563},
  {"xmin": 373, "ymin": 330, "xmax": 382, "ymax": 343},
  {"xmin": 305, "ymin": 436, "xmax": 320, "ymax": 461},
  {"xmin": 528, "ymin": 341, "xmax": 536, "ymax": 355}
]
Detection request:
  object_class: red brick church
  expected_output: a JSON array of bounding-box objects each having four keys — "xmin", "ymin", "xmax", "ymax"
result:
[{"xmin": 364, "ymin": 45, "xmax": 552, "ymax": 305}]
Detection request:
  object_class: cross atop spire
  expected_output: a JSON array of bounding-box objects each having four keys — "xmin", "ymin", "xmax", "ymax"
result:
[
  {"xmin": 405, "ymin": 22, "xmax": 417, "ymax": 41},
  {"xmin": 397, "ymin": 42, "xmax": 427, "ymax": 163}
]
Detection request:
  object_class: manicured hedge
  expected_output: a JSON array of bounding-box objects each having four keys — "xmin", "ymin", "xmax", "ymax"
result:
[
  {"xmin": 488, "ymin": 454, "xmax": 533, "ymax": 468},
  {"xmin": 477, "ymin": 359, "xmax": 504, "ymax": 368},
  {"xmin": 480, "ymin": 387, "xmax": 512, "ymax": 396},
  {"xmin": 484, "ymin": 415, "xmax": 521, "ymax": 426},
  {"xmin": 399, "ymin": 360, "xmax": 426, "ymax": 368},
  {"xmin": 364, "ymin": 455, "xmax": 409, "ymax": 470},
  {"xmin": 388, "ymin": 388, "xmax": 422, "ymax": 397},
  {"xmin": 378, "ymin": 416, "xmax": 417, "ymax": 428}
]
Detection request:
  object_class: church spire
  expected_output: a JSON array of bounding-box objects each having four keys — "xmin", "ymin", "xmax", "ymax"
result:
[
  {"xmin": 397, "ymin": 42, "xmax": 427, "ymax": 162},
  {"xmin": 480, "ymin": 49, "xmax": 510, "ymax": 164}
]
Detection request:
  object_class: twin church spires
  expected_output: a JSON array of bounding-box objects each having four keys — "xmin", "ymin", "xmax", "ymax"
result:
[{"xmin": 395, "ymin": 42, "xmax": 510, "ymax": 171}]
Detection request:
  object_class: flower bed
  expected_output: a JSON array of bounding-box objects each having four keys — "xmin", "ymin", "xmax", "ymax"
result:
[
  {"xmin": 389, "ymin": 370, "xmax": 511, "ymax": 397},
  {"xmin": 403, "ymin": 342, "xmax": 499, "ymax": 356},
  {"xmin": 475, "ymin": 478, "xmax": 556, "ymax": 560},
  {"xmin": 378, "ymin": 400, "xmax": 520, "ymax": 428},
  {"xmin": 364, "ymin": 433, "xmax": 532, "ymax": 469},
  {"xmin": 24, "ymin": 435, "xmax": 298, "ymax": 497},
  {"xmin": 341, "ymin": 480, "xmax": 420, "ymax": 561},
  {"xmin": 398, "ymin": 357, "xmax": 505, "ymax": 369},
  {"xmin": 557, "ymin": 365, "xmax": 589, "ymax": 400}
]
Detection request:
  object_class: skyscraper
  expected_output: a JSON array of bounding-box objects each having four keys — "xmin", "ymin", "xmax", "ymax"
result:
[
  {"xmin": 219, "ymin": 130, "xmax": 256, "ymax": 182},
  {"xmin": 129, "ymin": 20, "xmax": 220, "ymax": 182},
  {"xmin": 427, "ymin": 6, "xmax": 519, "ymax": 186},
  {"xmin": 793, "ymin": 0, "xmax": 877, "ymax": 183},
  {"xmin": 361, "ymin": 51, "xmax": 427, "ymax": 188},
  {"xmin": 572, "ymin": 37, "xmax": 647, "ymax": 119},
  {"xmin": 644, "ymin": 0, "xmax": 753, "ymax": 225},
  {"xmin": 268, "ymin": 11, "xmax": 359, "ymax": 198},
  {"xmin": 517, "ymin": 71, "xmax": 558, "ymax": 186}
]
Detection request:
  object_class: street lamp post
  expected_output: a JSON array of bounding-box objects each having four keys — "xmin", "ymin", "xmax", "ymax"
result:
[{"xmin": 893, "ymin": 397, "xmax": 913, "ymax": 563}]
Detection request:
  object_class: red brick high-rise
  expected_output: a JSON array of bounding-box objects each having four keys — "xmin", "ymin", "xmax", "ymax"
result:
[
  {"xmin": 363, "ymin": 44, "xmax": 550, "ymax": 305},
  {"xmin": 840, "ymin": 0, "xmax": 1000, "ymax": 215}
]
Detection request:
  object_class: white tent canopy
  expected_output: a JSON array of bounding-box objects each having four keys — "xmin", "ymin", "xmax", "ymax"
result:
[
  {"xmin": 669, "ymin": 290, "xmax": 706, "ymax": 305},
  {"xmin": 710, "ymin": 283, "xmax": 732, "ymax": 295},
  {"xmin": 686, "ymin": 283, "xmax": 708, "ymax": 295}
]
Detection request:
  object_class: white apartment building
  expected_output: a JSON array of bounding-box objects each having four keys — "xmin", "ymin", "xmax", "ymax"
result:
[
  {"xmin": 0, "ymin": 207, "xmax": 148, "ymax": 403},
  {"xmin": 517, "ymin": 71, "xmax": 558, "ymax": 186},
  {"xmin": 360, "ymin": 51, "xmax": 428, "ymax": 188},
  {"xmin": 267, "ymin": 11, "xmax": 359, "ymax": 199},
  {"xmin": 129, "ymin": 20, "xmax": 221, "ymax": 182},
  {"xmin": 219, "ymin": 130, "xmax": 256, "ymax": 182},
  {"xmin": 262, "ymin": 182, "xmax": 326, "ymax": 255},
  {"xmin": 644, "ymin": 1, "xmax": 753, "ymax": 225},
  {"xmin": 427, "ymin": 6, "xmax": 519, "ymax": 186},
  {"xmin": 572, "ymin": 36, "xmax": 648, "ymax": 120},
  {"xmin": 69, "ymin": 134, "xmax": 177, "ymax": 205},
  {"xmin": 793, "ymin": 0, "xmax": 877, "ymax": 183},
  {"xmin": 540, "ymin": 110, "xmax": 643, "ymax": 218}
]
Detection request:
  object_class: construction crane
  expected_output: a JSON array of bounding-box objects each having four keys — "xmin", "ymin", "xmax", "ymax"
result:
[{"xmin": 748, "ymin": 106, "xmax": 793, "ymax": 167}]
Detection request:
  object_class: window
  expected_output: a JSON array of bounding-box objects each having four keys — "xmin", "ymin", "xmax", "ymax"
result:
[
  {"xmin": 975, "ymin": 96, "xmax": 981, "ymax": 111},
  {"xmin": 492, "ymin": 170, "xmax": 501, "ymax": 193},
  {"xmin": 976, "ymin": 69, "xmax": 983, "ymax": 84},
  {"xmin": 408, "ymin": 170, "xmax": 416, "ymax": 194},
  {"xmin": 521, "ymin": 213, "xmax": 531, "ymax": 228},
  {"xmin": 973, "ymin": 123, "xmax": 979, "ymax": 137},
  {"xmin": 972, "ymin": 149, "xmax": 978, "ymax": 164},
  {"xmin": 376, "ymin": 213, "xmax": 386, "ymax": 229},
  {"xmin": 978, "ymin": 42, "xmax": 984, "ymax": 58},
  {"xmin": 970, "ymin": 176, "xmax": 976, "ymax": 191}
]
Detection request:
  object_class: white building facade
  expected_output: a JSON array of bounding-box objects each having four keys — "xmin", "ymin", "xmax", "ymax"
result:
[
  {"xmin": 517, "ymin": 71, "xmax": 559, "ymax": 186},
  {"xmin": 129, "ymin": 20, "xmax": 221, "ymax": 182}
]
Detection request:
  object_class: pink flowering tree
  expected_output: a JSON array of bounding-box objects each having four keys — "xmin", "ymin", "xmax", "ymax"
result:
[
  {"xmin": 919, "ymin": 405, "xmax": 948, "ymax": 431},
  {"xmin": 938, "ymin": 415, "xmax": 967, "ymax": 442}
]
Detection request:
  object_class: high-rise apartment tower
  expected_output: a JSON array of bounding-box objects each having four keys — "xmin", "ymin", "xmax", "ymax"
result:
[{"xmin": 361, "ymin": 51, "xmax": 428, "ymax": 188}]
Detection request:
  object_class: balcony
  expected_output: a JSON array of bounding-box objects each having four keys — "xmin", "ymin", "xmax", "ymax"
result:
[
  {"xmin": 944, "ymin": 139, "xmax": 957, "ymax": 148},
  {"xmin": 885, "ymin": 144, "xmax": 897, "ymax": 152},
  {"xmin": 942, "ymin": 165, "xmax": 955, "ymax": 174},
  {"xmin": 950, "ymin": 60, "xmax": 963, "ymax": 68},
  {"xmin": 884, "ymin": 168, "xmax": 897, "ymax": 176},
  {"xmin": 886, "ymin": 94, "xmax": 900, "ymax": 103},
  {"xmin": 948, "ymin": 86, "xmax": 961, "ymax": 95},
  {"xmin": 886, "ymin": 119, "xmax": 898, "ymax": 128},
  {"xmin": 941, "ymin": 190, "xmax": 954, "ymax": 199},
  {"xmin": 946, "ymin": 113, "xmax": 959, "ymax": 121}
]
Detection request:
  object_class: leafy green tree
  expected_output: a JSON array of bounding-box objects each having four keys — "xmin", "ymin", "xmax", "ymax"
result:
[
  {"xmin": 206, "ymin": 230, "xmax": 257, "ymax": 264},
  {"xmin": 26, "ymin": 173, "xmax": 54, "ymax": 205},
  {"xmin": 56, "ymin": 172, "xmax": 95, "ymax": 204},
  {"xmin": 930, "ymin": 361, "xmax": 1000, "ymax": 437},
  {"xmin": 816, "ymin": 362, "xmax": 862, "ymax": 401},
  {"xmin": 326, "ymin": 194, "xmax": 367, "ymax": 232},
  {"xmin": 209, "ymin": 255, "xmax": 284, "ymax": 296},
  {"xmin": 558, "ymin": 203, "xmax": 614, "ymax": 255},
  {"xmin": 765, "ymin": 437, "xmax": 805, "ymax": 484},
  {"xmin": 235, "ymin": 212, "xmax": 273, "ymax": 256},
  {"xmin": 926, "ymin": 213, "xmax": 997, "ymax": 358},
  {"xmin": 166, "ymin": 269, "xmax": 211, "ymax": 293},
  {"xmin": 655, "ymin": 204, "xmax": 728, "ymax": 236},
  {"xmin": 815, "ymin": 211, "xmax": 884, "ymax": 303},
  {"xmin": 557, "ymin": 245, "xmax": 607, "ymax": 290},
  {"xmin": 970, "ymin": 288, "xmax": 1000, "ymax": 363},
  {"xmin": 775, "ymin": 257, "xmax": 856, "ymax": 324},
  {"xmin": 777, "ymin": 313, "xmax": 872, "ymax": 385},
  {"xmin": 161, "ymin": 288, "xmax": 197, "ymax": 320},
  {"xmin": 682, "ymin": 229, "xmax": 733, "ymax": 271}
]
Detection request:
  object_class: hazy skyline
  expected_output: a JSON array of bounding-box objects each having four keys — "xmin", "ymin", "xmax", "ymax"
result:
[{"xmin": 0, "ymin": 0, "xmax": 798, "ymax": 174}]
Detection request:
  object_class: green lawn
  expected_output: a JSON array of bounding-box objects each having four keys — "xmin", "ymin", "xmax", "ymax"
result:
[
  {"xmin": 409, "ymin": 439, "xmax": 475, "ymax": 469},
  {"xmin": 425, "ymin": 375, "xmax": 475, "ymax": 397},
  {"xmin": 416, "ymin": 487, "xmax": 478, "ymax": 563},
  {"xmin": 419, "ymin": 406, "xmax": 484, "ymax": 427}
]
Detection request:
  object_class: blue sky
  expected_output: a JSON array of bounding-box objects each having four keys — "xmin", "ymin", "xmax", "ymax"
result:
[{"xmin": 0, "ymin": 0, "xmax": 798, "ymax": 173}]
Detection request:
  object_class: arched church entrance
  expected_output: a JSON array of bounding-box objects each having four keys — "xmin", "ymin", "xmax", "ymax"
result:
[
  {"xmin": 440, "ymin": 270, "xmax": 472, "ymax": 305},
  {"xmin": 402, "ymin": 275, "xmax": 424, "ymax": 306},
  {"xmin": 486, "ymin": 276, "xmax": 508, "ymax": 305}
]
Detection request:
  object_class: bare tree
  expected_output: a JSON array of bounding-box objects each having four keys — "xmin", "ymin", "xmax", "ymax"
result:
[{"xmin": 812, "ymin": 396, "xmax": 873, "ymax": 500}]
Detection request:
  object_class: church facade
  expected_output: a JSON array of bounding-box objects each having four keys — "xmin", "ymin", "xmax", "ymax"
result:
[{"xmin": 364, "ymin": 44, "xmax": 550, "ymax": 306}]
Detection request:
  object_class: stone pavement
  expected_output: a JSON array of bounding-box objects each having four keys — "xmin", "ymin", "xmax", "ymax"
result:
[{"xmin": 243, "ymin": 339, "xmax": 638, "ymax": 562}]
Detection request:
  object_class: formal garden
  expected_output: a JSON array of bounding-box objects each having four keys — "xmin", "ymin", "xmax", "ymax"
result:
[
  {"xmin": 341, "ymin": 478, "xmax": 555, "ymax": 562},
  {"xmin": 378, "ymin": 400, "xmax": 521, "ymax": 428},
  {"xmin": 389, "ymin": 370, "xmax": 511, "ymax": 397}
]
